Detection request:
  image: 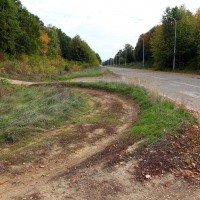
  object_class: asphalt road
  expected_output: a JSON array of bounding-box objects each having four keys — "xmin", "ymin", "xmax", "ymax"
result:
[{"xmin": 107, "ymin": 67, "xmax": 200, "ymax": 113}]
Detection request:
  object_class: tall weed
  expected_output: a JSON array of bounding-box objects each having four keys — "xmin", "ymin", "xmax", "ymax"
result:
[{"xmin": 0, "ymin": 56, "xmax": 98, "ymax": 81}]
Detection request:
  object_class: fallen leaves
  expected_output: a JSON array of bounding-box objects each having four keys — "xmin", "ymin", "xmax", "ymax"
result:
[{"xmin": 133, "ymin": 124, "xmax": 200, "ymax": 184}]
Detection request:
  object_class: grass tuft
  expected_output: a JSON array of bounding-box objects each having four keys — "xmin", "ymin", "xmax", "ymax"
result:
[
  {"xmin": 0, "ymin": 84, "xmax": 87, "ymax": 144},
  {"xmin": 63, "ymin": 81, "xmax": 196, "ymax": 143}
]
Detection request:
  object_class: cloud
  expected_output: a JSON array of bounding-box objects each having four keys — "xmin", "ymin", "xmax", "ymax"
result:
[{"xmin": 20, "ymin": 0, "xmax": 199, "ymax": 60}]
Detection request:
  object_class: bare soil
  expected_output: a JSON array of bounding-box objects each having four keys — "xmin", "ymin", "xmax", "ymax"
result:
[
  {"xmin": 0, "ymin": 88, "xmax": 139, "ymax": 199},
  {"xmin": 0, "ymin": 81, "xmax": 199, "ymax": 200}
]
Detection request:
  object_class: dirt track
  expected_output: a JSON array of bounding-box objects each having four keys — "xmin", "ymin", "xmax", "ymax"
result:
[
  {"xmin": 0, "ymin": 88, "xmax": 139, "ymax": 199},
  {"xmin": 0, "ymin": 79, "xmax": 200, "ymax": 199}
]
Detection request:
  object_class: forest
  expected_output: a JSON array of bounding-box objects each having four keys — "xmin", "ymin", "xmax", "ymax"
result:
[
  {"xmin": 0, "ymin": 0, "xmax": 101, "ymax": 79},
  {"xmin": 103, "ymin": 6, "xmax": 200, "ymax": 71}
]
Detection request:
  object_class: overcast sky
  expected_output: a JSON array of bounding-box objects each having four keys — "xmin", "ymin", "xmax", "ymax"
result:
[{"xmin": 20, "ymin": 0, "xmax": 199, "ymax": 61}]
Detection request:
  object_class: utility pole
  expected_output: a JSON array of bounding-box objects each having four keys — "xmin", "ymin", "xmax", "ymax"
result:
[
  {"xmin": 171, "ymin": 17, "xmax": 177, "ymax": 71},
  {"xmin": 142, "ymin": 37, "xmax": 144, "ymax": 67},
  {"xmin": 125, "ymin": 49, "xmax": 127, "ymax": 66}
]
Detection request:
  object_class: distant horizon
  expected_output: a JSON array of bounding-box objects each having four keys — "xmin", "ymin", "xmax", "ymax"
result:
[{"xmin": 20, "ymin": 0, "xmax": 199, "ymax": 60}]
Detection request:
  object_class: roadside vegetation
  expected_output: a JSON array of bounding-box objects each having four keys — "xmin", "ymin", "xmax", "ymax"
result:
[
  {"xmin": 0, "ymin": 56, "xmax": 110, "ymax": 81},
  {"xmin": 46, "ymin": 67, "xmax": 111, "ymax": 82},
  {"xmin": 103, "ymin": 6, "xmax": 200, "ymax": 74},
  {"xmin": 63, "ymin": 82, "xmax": 196, "ymax": 143},
  {"xmin": 0, "ymin": 79, "xmax": 88, "ymax": 144},
  {"xmin": 0, "ymin": 0, "xmax": 102, "ymax": 80},
  {"xmin": 0, "ymin": 0, "xmax": 199, "ymax": 193},
  {"xmin": 64, "ymin": 81, "xmax": 199, "ymax": 183},
  {"xmin": 0, "ymin": 79, "xmax": 199, "ymax": 184},
  {"xmin": 1, "ymin": 80, "xmax": 196, "ymax": 146}
]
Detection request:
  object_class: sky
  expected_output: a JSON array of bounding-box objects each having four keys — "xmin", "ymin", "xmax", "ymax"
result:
[{"xmin": 20, "ymin": 0, "xmax": 199, "ymax": 61}]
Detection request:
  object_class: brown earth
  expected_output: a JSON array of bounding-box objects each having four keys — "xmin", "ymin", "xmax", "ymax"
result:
[
  {"xmin": 0, "ymin": 88, "xmax": 139, "ymax": 199},
  {"xmin": 0, "ymin": 79, "xmax": 199, "ymax": 200}
]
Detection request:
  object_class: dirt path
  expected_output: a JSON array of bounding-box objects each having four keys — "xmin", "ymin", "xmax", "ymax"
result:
[
  {"xmin": 0, "ymin": 88, "xmax": 139, "ymax": 199},
  {"xmin": 0, "ymin": 77, "xmax": 200, "ymax": 200}
]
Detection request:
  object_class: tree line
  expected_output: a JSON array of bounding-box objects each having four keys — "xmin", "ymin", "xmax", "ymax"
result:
[
  {"xmin": 0, "ymin": 0, "xmax": 101, "ymax": 66},
  {"xmin": 103, "ymin": 6, "xmax": 200, "ymax": 71}
]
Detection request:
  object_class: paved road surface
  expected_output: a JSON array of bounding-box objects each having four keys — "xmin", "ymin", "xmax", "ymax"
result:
[{"xmin": 107, "ymin": 67, "xmax": 200, "ymax": 113}]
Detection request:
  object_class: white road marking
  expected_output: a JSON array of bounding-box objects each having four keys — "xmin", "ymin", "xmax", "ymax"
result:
[
  {"xmin": 170, "ymin": 83, "xmax": 181, "ymax": 87},
  {"xmin": 111, "ymin": 67, "xmax": 200, "ymax": 89},
  {"xmin": 151, "ymin": 76, "xmax": 166, "ymax": 80},
  {"xmin": 135, "ymin": 75, "xmax": 200, "ymax": 89},
  {"xmin": 172, "ymin": 81, "xmax": 200, "ymax": 89},
  {"xmin": 180, "ymin": 91, "xmax": 200, "ymax": 98}
]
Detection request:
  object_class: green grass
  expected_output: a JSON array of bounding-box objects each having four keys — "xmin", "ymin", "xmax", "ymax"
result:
[
  {"xmin": 110, "ymin": 62, "xmax": 200, "ymax": 75},
  {"xmin": 46, "ymin": 67, "xmax": 111, "ymax": 81},
  {"xmin": 0, "ymin": 80, "xmax": 197, "ymax": 146},
  {"xmin": 110, "ymin": 62, "xmax": 153, "ymax": 70},
  {"xmin": 129, "ymin": 101, "xmax": 194, "ymax": 143},
  {"xmin": 63, "ymin": 82, "xmax": 151, "ymax": 110},
  {"xmin": 63, "ymin": 81, "xmax": 196, "ymax": 144},
  {"xmin": 0, "ymin": 83, "xmax": 88, "ymax": 144}
]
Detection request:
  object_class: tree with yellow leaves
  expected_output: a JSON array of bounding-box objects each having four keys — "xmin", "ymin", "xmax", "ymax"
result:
[{"xmin": 40, "ymin": 29, "xmax": 50, "ymax": 56}]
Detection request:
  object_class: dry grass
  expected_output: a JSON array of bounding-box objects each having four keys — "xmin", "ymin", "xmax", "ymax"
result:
[{"xmin": 0, "ymin": 84, "xmax": 88, "ymax": 144}]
